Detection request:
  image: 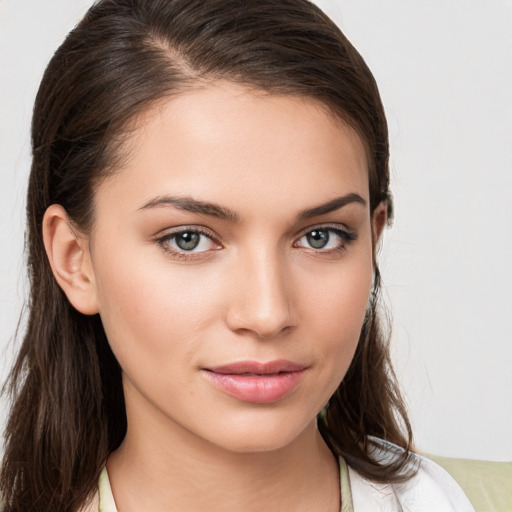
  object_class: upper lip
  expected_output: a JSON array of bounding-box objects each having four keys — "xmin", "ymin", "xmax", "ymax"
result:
[{"xmin": 205, "ymin": 360, "xmax": 306, "ymax": 375}]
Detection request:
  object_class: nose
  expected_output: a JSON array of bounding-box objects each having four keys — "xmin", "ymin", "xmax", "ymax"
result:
[{"xmin": 225, "ymin": 248, "xmax": 297, "ymax": 339}]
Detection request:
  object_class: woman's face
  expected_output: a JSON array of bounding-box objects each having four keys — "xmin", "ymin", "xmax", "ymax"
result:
[{"xmin": 87, "ymin": 82, "xmax": 375, "ymax": 453}]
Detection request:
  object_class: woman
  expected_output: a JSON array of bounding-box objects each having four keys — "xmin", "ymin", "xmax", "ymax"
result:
[{"xmin": 0, "ymin": 0, "xmax": 474, "ymax": 511}]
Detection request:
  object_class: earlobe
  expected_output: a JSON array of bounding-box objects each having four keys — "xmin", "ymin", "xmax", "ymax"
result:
[{"xmin": 42, "ymin": 204, "xmax": 99, "ymax": 315}]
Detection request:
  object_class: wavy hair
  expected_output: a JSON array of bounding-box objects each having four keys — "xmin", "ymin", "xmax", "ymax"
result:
[{"xmin": 1, "ymin": 1, "xmax": 413, "ymax": 510}]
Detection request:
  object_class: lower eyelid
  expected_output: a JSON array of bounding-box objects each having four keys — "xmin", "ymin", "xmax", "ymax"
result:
[
  {"xmin": 155, "ymin": 226, "xmax": 355, "ymax": 257},
  {"xmin": 154, "ymin": 228, "xmax": 220, "ymax": 254}
]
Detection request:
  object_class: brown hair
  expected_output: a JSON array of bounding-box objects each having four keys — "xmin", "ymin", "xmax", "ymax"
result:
[{"xmin": 1, "ymin": 1, "xmax": 413, "ymax": 510}]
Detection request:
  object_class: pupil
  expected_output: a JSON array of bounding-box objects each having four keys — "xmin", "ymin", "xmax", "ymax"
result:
[
  {"xmin": 307, "ymin": 230, "xmax": 328, "ymax": 249},
  {"xmin": 176, "ymin": 232, "xmax": 200, "ymax": 251}
]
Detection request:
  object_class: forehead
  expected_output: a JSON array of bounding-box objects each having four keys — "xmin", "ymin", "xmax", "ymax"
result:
[{"xmin": 97, "ymin": 82, "xmax": 369, "ymax": 217}]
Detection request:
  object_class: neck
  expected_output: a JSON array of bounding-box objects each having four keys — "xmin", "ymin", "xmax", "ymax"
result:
[{"xmin": 107, "ymin": 394, "xmax": 340, "ymax": 512}]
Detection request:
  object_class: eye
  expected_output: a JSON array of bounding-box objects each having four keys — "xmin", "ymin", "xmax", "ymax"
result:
[
  {"xmin": 294, "ymin": 226, "xmax": 356, "ymax": 252},
  {"xmin": 155, "ymin": 227, "xmax": 221, "ymax": 258}
]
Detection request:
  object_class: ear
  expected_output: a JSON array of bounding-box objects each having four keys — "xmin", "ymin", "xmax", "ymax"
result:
[
  {"xmin": 371, "ymin": 200, "xmax": 388, "ymax": 246},
  {"xmin": 42, "ymin": 204, "xmax": 99, "ymax": 315}
]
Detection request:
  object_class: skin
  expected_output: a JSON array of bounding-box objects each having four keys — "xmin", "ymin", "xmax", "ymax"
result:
[{"xmin": 43, "ymin": 82, "xmax": 387, "ymax": 512}]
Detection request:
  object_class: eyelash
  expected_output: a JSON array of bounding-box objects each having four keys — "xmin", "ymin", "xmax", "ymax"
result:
[
  {"xmin": 293, "ymin": 224, "xmax": 357, "ymax": 254},
  {"xmin": 154, "ymin": 224, "xmax": 357, "ymax": 261},
  {"xmin": 154, "ymin": 226, "xmax": 220, "ymax": 260}
]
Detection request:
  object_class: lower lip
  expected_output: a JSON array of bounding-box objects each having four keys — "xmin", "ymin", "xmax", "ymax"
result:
[{"xmin": 202, "ymin": 370, "xmax": 305, "ymax": 403}]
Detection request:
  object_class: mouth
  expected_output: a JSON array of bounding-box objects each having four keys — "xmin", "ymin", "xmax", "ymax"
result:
[
  {"xmin": 202, "ymin": 360, "xmax": 307, "ymax": 403},
  {"xmin": 205, "ymin": 360, "xmax": 306, "ymax": 375}
]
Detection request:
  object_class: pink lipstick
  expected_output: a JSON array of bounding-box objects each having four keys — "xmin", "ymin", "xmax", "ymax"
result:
[{"xmin": 202, "ymin": 360, "xmax": 306, "ymax": 403}]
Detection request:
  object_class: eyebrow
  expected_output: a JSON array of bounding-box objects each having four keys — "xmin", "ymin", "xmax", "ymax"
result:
[
  {"xmin": 139, "ymin": 192, "xmax": 366, "ymax": 222},
  {"xmin": 296, "ymin": 193, "xmax": 366, "ymax": 220},
  {"xmin": 139, "ymin": 195, "xmax": 241, "ymax": 222}
]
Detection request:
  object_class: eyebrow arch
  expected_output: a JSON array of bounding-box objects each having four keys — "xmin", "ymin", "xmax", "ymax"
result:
[
  {"xmin": 139, "ymin": 192, "xmax": 366, "ymax": 223},
  {"xmin": 296, "ymin": 193, "xmax": 367, "ymax": 220},
  {"xmin": 139, "ymin": 195, "xmax": 240, "ymax": 223}
]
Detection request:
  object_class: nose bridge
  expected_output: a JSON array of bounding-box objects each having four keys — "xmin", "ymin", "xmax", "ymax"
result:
[{"xmin": 226, "ymin": 243, "xmax": 295, "ymax": 338}]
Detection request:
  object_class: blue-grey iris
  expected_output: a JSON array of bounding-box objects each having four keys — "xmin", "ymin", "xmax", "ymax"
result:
[
  {"xmin": 176, "ymin": 232, "xmax": 200, "ymax": 250},
  {"xmin": 307, "ymin": 230, "xmax": 329, "ymax": 249}
]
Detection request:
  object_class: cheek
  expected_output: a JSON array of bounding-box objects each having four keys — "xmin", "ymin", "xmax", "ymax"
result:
[
  {"xmin": 301, "ymin": 249, "xmax": 373, "ymax": 381},
  {"xmin": 305, "ymin": 249, "xmax": 372, "ymax": 329},
  {"xmin": 91, "ymin": 241, "xmax": 222, "ymax": 371}
]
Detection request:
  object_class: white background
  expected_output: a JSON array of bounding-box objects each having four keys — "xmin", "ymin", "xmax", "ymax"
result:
[{"xmin": 1, "ymin": 0, "xmax": 511, "ymax": 462}]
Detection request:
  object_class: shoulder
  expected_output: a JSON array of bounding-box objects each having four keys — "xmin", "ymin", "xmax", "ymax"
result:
[
  {"xmin": 427, "ymin": 453, "xmax": 512, "ymax": 512},
  {"xmin": 347, "ymin": 439, "xmax": 476, "ymax": 512}
]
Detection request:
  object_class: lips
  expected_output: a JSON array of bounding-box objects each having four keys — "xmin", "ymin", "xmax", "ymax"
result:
[{"xmin": 202, "ymin": 360, "xmax": 306, "ymax": 403}]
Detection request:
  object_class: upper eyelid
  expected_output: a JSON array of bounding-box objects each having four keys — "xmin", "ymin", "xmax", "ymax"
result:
[
  {"xmin": 155, "ymin": 225, "xmax": 219, "ymax": 240},
  {"xmin": 154, "ymin": 227, "xmax": 221, "ymax": 259},
  {"xmin": 295, "ymin": 222, "xmax": 353, "ymax": 237},
  {"xmin": 154, "ymin": 223, "xmax": 353, "ymax": 244},
  {"xmin": 293, "ymin": 224, "xmax": 356, "ymax": 250},
  {"xmin": 153, "ymin": 226, "xmax": 222, "ymax": 256}
]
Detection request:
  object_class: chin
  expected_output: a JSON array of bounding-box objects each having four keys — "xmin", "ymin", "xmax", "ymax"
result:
[{"xmin": 202, "ymin": 410, "xmax": 318, "ymax": 455}]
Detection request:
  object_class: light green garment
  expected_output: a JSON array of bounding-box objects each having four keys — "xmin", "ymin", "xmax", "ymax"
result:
[
  {"xmin": 98, "ymin": 467, "xmax": 117, "ymax": 512},
  {"xmin": 96, "ymin": 457, "xmax": 355, "ymax": 512},
  {"xmin": 339, "ymin": 457, "xmax": 355, "ymax": 512},
  {"xmin": 95, "ymin": 452, "xmax": 511, "ymax": 512},
  {"xmin": 426, "ymin": 454, "xmax": 512, "ymax": 512}
]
